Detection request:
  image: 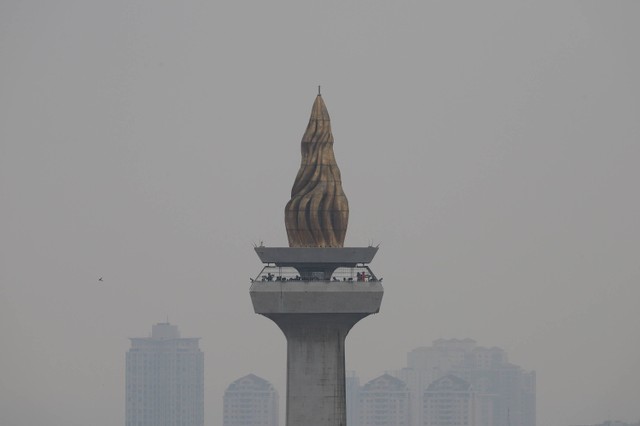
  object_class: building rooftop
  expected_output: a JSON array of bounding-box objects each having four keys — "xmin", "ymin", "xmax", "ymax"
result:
[
  {"xmin": 226, "ymin": 374, "xmax": 276, "ymax": 393},
  {"xmin": 362, "ymin": 374, "xmax": 409, "ymax": 392}
]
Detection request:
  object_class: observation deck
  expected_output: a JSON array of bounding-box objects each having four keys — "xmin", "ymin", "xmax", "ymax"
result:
[
  {"xmin": 253, "ymin": 246, "xmax": 380, "ymax": 281},
  {"xmin": 250, "ymin": 246, "xmax": 383, "ymax": 315}
]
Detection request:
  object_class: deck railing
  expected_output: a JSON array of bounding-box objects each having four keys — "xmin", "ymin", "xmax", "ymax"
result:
[{"xmin": 251, "ymin": 265, "xmax": 380, "ymax": 283}]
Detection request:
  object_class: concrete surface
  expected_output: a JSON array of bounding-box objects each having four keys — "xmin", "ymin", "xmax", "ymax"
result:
[{"xmin": 250, "ymin": 281, "xmax": 383, "ymax": 426}]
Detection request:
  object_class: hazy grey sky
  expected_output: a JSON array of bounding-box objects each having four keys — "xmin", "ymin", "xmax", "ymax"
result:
[{"xmin": 1, "ymin": 2, "xmax": 639, "ymax": 426}]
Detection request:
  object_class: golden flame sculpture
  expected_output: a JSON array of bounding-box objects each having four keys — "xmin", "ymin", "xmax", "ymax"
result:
[{"xmin": 285, "ymin": 94, "xmax": 349, "ymax": 247}]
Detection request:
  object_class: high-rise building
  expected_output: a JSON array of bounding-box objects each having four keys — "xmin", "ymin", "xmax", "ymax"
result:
[
  {"xmin": 125, "ymin": 322, "xmax": 204, "ymax": 426},
  {"xmin": 359, "ymin": 374, "xmax": 411, "ymax": 426},
  {"xmin": 392, "ymin": 339, "xmax": 535, "ymax": 426},
  {"xmin": 448, "ymin": 346, "xmax": 535, "ymax": 426},
  {"xmin": 346, "ymin": 371, "xmax": 362, "ymax": 426},
  {"xmin": 223, "ymin": 374, "xmax": 279, "ymax": 426},
  {"xmin": 423, "ymin": 374, "xmax": 493, "ymax": 426}
]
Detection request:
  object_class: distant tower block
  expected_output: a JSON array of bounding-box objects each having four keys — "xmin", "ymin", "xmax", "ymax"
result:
[
  {"xmin": 126, "ymin": 323, "xmax": 204, "ymax": 426},
  {"xmin": 250, "ymin": 92, "xmax": 384, "ymax": 426},
  {"xmin": 224, "ymin": 374, "xmax": 279, "ymax": 426}
]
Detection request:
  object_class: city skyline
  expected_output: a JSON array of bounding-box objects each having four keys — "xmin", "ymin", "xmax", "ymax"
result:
[
  {"xmin": 219, "ymin": 339, "xmax": 530, "ymax": 426},
  {"xmin": 122, "ymin": 326, "xmax": 540, "ymax": 426}
]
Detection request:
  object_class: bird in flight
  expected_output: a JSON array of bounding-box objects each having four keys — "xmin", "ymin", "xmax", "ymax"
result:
[{"xmin": 98, "ymin": 277, "xmax": 103, "ymax": 282}]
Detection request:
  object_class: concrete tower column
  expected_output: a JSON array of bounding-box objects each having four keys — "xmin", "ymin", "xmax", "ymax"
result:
[
  {"xmin": 251, "ymin": 279, "xmax": 383, "ymax": 426},
  {"xmin": 275, "ymin": 314, "xmax": 361, "ymax": 426}
]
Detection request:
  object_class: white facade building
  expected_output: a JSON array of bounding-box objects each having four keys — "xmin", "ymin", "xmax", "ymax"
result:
[
  {"xmin": 423, "ymin": 374, "xmax": 493, "ymax": 426},
  {"xmin": 346, "ymin": 371, "xmax": 361, "ymax": 426},
  {"xmin": 392, "ymin": 339, "xmax": 535, "ymax": 426},
  {"xmin": 223, "ymin": 374, "xmax": 279, "ymax": 426},
  {"xmin": 359, "ymin": 374, "xmax": 411, "ymax": 426},
  {"xmin": 125, "ymin": 322, "xmax": 204, "ymax": 426}
]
